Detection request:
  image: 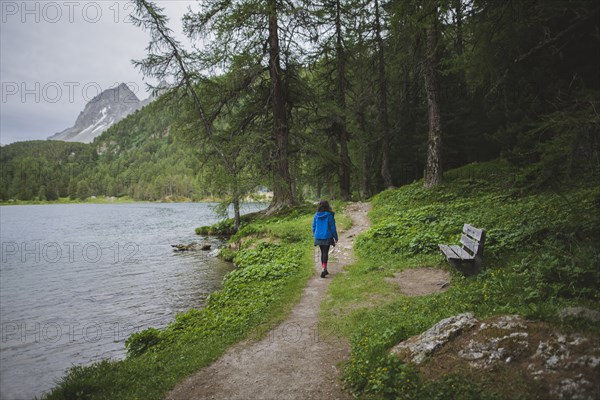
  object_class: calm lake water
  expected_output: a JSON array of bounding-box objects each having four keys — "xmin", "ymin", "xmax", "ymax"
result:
[{"xmin": 0, "ymin": 202, "xmax": 264, "ymax": 400}]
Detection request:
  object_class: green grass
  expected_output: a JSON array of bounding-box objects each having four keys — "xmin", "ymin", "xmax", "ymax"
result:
[
  {"xmin": 321, "ymin": 159, "xmax": 600, "ymax": 399},
  {"xmin": 44, "ymin": 203, "xmax": 325, "ymax": 400}
]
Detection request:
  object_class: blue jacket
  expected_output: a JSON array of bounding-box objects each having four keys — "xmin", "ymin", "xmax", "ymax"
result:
[{"xmin": 312, "ymin": 211, "xmax": 338, "ymax": 241}]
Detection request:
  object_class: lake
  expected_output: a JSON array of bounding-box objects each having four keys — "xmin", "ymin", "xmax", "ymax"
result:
[{"xmin": 0, "ymin": 202, "xmax": 264, "ymax": 400}]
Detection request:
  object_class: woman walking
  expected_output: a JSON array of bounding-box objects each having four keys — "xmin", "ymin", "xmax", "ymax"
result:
[{"xmin": 312, "ymin": 200, "xmax": 339, "ymax": 278}]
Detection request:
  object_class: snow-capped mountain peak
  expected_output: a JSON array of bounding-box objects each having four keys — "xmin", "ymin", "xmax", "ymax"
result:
[{"xmin": 48, "ymin": 83, "xmax": 149, "ymax": 143}]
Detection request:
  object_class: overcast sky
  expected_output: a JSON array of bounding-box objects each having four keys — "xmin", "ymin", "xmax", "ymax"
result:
[{"xmin": 0, "ymin": 0, "xmax": 196, "ymax": 145}]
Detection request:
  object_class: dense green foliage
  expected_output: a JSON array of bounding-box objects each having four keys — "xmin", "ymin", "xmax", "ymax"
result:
[
  {"xmin": 0, "ymin": 141, "xmax": 96, "ymax": 201},
  {"xmin": 322, "ymin": 161, "xmax": 599, "ymax": 399},
  {"xmin": 44, "ymin": 206, "xmax": 317, "ymax": 399},
  {"xmin": 84, "ymin": 98, "xmax": 203, "ymax": 201},
  {"xmin": 336, "ymin": 0, "xmax": 599, "ymax": 193}
]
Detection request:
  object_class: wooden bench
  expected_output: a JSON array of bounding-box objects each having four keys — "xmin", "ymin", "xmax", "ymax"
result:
[{"xmin": 439, "ymin": 224, "xmax": 486, "ymax": 276}]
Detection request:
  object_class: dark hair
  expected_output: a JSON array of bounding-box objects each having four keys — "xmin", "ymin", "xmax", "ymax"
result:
[{"xmin": 317, "ymin": 200, "xmax": 333, "ymax": 213}]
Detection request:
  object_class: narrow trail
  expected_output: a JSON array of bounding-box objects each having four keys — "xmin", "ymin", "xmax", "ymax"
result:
[{"xmin": 167, "ymin": 202, "xmax": 371, "ymax": 400}]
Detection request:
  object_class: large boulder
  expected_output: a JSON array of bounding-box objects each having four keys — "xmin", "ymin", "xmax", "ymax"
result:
[
  {"xmin": 390, "ymin": 312, "xmax": 478, "ymax": 364},
  {"xmin": 390, "ymin": 313, "xmax": 599, "ymax": 400}
]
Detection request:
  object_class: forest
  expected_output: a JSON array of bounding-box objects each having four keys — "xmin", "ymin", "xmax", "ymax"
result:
[{"xmin": 1, "ymin": 0, "xmax": 598, "ymax": 221}]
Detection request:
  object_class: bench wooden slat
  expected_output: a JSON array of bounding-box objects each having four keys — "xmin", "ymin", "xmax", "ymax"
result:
[
  {"xmin": 450, "ymin": 244, "xmax": 475, "ymax": 260},
  {"xmin": 460, "ymin": 234, "xmax": 481, "ymax": 255},
  {"xmin": 438, "ymin": 244, "xmax": 461, "ymax": 260},
  {"xmin": 463, "ymin": 224, "xmax": 485, "ymax": 241}
]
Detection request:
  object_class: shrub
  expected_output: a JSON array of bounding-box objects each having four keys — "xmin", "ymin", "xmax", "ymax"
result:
[{"xmin": 125, "ymin": 328, "xmax": 162, "ymax": 357}]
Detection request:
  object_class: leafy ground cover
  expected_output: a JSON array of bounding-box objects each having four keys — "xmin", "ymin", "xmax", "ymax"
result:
[{"xmin": 321, "ymin": 160, "xmax": 599, "ymax": 399}]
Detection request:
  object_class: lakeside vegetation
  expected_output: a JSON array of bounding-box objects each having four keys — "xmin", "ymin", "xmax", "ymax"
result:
[
  {"xmin": 44, "ymin": 203, "xmax": 350, "ymax": 400},
  {"xmin": 0, "ymin": 196, "xmax": 141, "ymax": 206},
  {"xmin": 0, "ymin": 195, "xmax": 269, "ymax": 206}
]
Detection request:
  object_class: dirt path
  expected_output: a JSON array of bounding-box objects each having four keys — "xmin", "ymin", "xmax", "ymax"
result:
[
  {"xmin": 167, "ymin": 203, "xmax": 371, "ymax": 400},
  {"xmin": 385, "ymin": 267, "xmax": 451, "ymax": 296}
]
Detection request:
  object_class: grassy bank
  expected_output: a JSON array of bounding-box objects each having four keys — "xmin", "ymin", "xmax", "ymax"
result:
[
  {"xmin": 0, "ymin": 196, "xmax": 271, "ymax": 205},
  {"xmin": 321, "ymin": 160, "xmax": 599, "ymax": 399},
  {"xmin": 44, "ymin": 203, "xmax": 344, "ymax": 399}
]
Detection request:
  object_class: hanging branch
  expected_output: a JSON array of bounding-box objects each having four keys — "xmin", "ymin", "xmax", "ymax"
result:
[{"xmin": 131, "ymin": 0, "xmax": 212, "ymax": 136}]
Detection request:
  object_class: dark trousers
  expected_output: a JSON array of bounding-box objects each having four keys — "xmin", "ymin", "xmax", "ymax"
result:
[{"xmin": 319, "ymin": 245, "xmax": 330, "ymax": 264}]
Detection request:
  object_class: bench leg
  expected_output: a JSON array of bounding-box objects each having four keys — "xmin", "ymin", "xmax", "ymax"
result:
[
  {"xmin": 463, "ymin": 262, "xmax": 479, "ymax": 277},
  {"xmin": 451, "ymin": 260, "xmax": 481, "ymax": 276},
  {"xmin": 448, "ymin": 259, "xmax": 461, "ymax": 270},
  {"xmin": 473, "ymin": 256, "xmax": 484, "ymax": 275}
]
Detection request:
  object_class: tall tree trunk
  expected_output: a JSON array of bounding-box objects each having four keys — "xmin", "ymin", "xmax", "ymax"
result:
[
  {"xmin": 233, "ymin": 197, "xmax": 241, "ymax": 232},
  {"xmin": 267, "ymin": 2, "xmax": 294, "ymax": 209},
  {"xmin": 231, "ymin": 174, "xmax": 241, "ymax": 232},
  {"xmin": 374, "ymin": 0, "xmax": 393, "ymax": 189},
  {"xmin": 339, "ymin": 128, "xmax": 351, "ymax": 200},
  {"xmin": 423, "ymin": 10, "xmax": 443, "ymax": 188},
  {"xmin": 339, "ymin": 128, "xmax": 351, "ymax": 199},
  {"xmin": 357, "ymin": 102, "xmax": 371, "ymax": 199},
  {"xmin": 335, "ymin": 0, "xmax": 351, "ymax": 200}
]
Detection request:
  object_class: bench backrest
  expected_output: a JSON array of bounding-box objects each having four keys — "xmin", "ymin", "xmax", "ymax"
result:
[{"xmin": 460, "ymin": 224, "xmax": 486, "ymax": 257}]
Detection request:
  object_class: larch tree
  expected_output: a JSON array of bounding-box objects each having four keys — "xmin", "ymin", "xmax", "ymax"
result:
[
  {"xmin": 309, "ymin": 0, "xmax": 354, "ymax": 200},
  {"xmin": 334, "ymin": 0, "xmax": 352, "ymax": 200},
  {"xmin": 423, "ymin": 1, "xmax": 443, "ymax": 188},
  {"xmin": 183, "ymin": 0, "xmax": 314, "ymax": 212},
  {"xmin": 373, "ymin": 0, "xmax": 394, "ymax": 189},
  {"xmin": 131, "ymin": 0, "xmax": 262, "ymax": 230}
]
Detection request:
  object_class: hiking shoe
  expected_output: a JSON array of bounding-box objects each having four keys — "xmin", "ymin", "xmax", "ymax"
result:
[{"xmin": 320, "ymin": 269, "xmax": 329, "ymax": 278}]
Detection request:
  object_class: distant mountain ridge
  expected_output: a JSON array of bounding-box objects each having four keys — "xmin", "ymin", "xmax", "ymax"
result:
[{"xmin": 48, "ymin": 82, "xmax": 168, "ymax": 144}]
